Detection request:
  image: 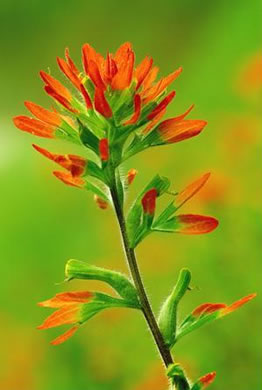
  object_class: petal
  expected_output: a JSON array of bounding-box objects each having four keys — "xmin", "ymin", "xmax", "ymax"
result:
[
  {"xmin": 147, "ymin": 90, "xmax": 176, "ymax": 121},
  {"xmin": 141, "ymin": 66, "xmax": 159, "ymax": 92},
  {"xmin": 57, "ymin": 57, "xmax": 82, "ymax": 90},
  {"xmin": 38, "ymin": 305, "xmax": 80, "ymax": 329},
  {"xmin": 114, "ymin": 42, "xmax": 132, "ymax": 66},
  {"xmin": 40, "ymin": 71, "xmax": 72, "ymax": 102},
  {"xmin": 124, "ymin": 94, "xmax": 141, "ymax": 125},
  {"xmin": 221, "ymin": 293, "xmax": 257, "ymax": 316},
  {"xmin": 94, "ymin": 89, "xmax": 112, "ymax": 118},
  {"xmin": 13, "ymin": 116, "xmax": 55, "ymax": 138},
  {"xmin": 65, "ymin": 48, "xmax": 80, "ymax": 75},
  {"xmin": 51, "ymin": 326, "xmax": 79, "ymax": 346},
  {"xmin": 104, "ymin": 53, "xmax": 118, "ymax": 84},
  {"xmin": 39, "ymin": 291, "xmax": 94, "ymax": 308},
  {"xmin": 135, "ymin": 56, "xmax": 153, "ymax": 90},
  {"xmin": 176, "ymin": 172, "xmax": 211, "ymax": 209},
  {"xmin": 158, "ymin": 119, "xmax": 207, "ymax": 143},
  {"xmin": 169, "ymin": 104, "xmax": 194, "ymax": 122},
  {"xmin": 80, "ymin": 84, "xmax": 93, "ymax": 110},
  {"xmin": 143, "ymin": 107, "xmax": 167, "ymax": 134},
  {"xmin": 24, "ymin": 101, "xmax": 62, "ymax": 127},
  {"xmin": 199, "ymin": 372, "xmax": 216, "ymax": 388},
  {"xmin": 82, "ymin": 43, "xmax": 104, "ymax": 74},
  {"xmin": 99, "ymin": 138, "xmax": 109, "ymax": 161},
  {"xmin": 143, "ymin": 67, "xmax": 182, "ymax": 104},
  {"xmin": 53, "ymin": 171, "xmax": 85, "ymax": 188},
  {"xmin": 44, "ymin": 86, "xmax": 78, "ymax": 114},
  {"xmin": 32, "ymin": 144, "xmax": 86, "ymax": 177},
  {"xmin": 94, "ymin": 195, "xmax": 108, "ymax": 210},
  {"xmin": 111, "ymin": 50, "xmax": 135, "ymax": 90},
  {"xmin": 175, "ymin": 214, "xmax": 219, "ymax": 234},
  {"xmin": 192, "ymin": 303, "xmax": 227, "ymax": 317},
  {"xmin": 127, "ymin": 168, "xmax": 138, "ymax": 185},
  {"xmin": 142, "ymin": 188, "xmax": 158, "ymax": 215},
  {"xmin": 88, "ymin": 60, "xmax": 106, "ymax": 90}
]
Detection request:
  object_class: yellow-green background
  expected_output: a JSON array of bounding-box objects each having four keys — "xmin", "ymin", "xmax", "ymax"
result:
[{"xmin": 0, "ymin": 1, "xmax": 261, "ymax": 389}]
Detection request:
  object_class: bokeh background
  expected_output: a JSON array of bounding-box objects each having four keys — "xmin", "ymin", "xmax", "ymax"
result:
[{"xmin": 0, "ymin": 1, "xmax": 261, "ymax": 389}]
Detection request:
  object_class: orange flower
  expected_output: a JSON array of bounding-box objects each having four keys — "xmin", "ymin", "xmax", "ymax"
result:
[
  {"xmin": 99, "ymin": 138, "xmax": 109, "ymax": 161},
  {"xmin": 38, "ymin": 291, "xmax": 94, "ymax": 345},
  {"xmin": 94, "ymin": 195, "xmax": 108, "ymax": 210}
]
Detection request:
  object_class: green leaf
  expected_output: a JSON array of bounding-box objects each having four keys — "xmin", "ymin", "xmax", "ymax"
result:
[
  {"xmin": 84, "ymin": 180, "xmax": 110, "ymax": 201},
  {"xmin": 152, "ymin": 201, "xmax": 177, "ymax": 228},
  {"xmin": 78, "ymin": 119, "xmax": 100, "ymax": 154},
  {"xmin": 65, "ymin": 259, "xmax": 140, "ymax": 307},
  {"xmin": 158, "ymin": 269, "xmax": 191, "ymax": 347}
]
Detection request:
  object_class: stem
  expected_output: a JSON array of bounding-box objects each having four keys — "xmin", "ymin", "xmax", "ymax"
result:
[{"xmin": 110, "ymin": 180, "xmax": 174, "ymax": 367}]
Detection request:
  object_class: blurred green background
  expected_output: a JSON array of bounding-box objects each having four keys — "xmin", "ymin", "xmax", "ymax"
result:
[{"xmin": 0, "ymin": 0, "xmax": 261, "ymax": 389}]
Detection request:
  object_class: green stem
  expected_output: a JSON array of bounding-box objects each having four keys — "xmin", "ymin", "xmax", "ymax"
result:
[{"xmin": 110, "ymin": 177, "xmax": 174, "ymax": 368}]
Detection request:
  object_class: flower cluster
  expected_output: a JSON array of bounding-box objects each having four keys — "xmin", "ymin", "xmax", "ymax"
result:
[{"xmin": 13, "ymin": 42, "xmax": 207, "ymax": 208}]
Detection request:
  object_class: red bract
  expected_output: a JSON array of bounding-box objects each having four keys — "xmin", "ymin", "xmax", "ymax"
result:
[
  {"xmin": 142, "ymin": 189, "xmax": 158, "ymax": 215},
  {"xmin": 176, "ymin": 214, "xmax": 218, "ymax": 234},
  {"xmin": 199, "ymin": 372, "xmax": 216, "ymax": 388}
]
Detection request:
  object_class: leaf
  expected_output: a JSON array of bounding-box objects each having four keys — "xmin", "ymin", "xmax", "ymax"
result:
[
  {"xmin": 78, "ymin": 119, "xmax": 100, "ymax": 154},
  {"xmin": 158, "ymin": 269, "xmax": 191, "ymax": 347},
  {"xmin": 65, "ymin": 259, "xmax": 140, "ymax": 306}
]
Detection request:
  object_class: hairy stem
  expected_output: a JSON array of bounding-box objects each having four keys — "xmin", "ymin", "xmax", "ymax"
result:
[{"xmin": 110, "ymin": 179, "xmax": 174, "ymax": 367}]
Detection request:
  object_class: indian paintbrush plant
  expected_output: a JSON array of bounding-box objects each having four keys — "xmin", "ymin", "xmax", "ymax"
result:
[{"xmin": 14, "ymin": 42, "xmax": 256, "ymax": 389}]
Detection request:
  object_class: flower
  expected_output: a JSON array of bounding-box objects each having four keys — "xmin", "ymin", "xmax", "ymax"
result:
[{"xmin": 13, "ymin": 42, "xmax": 206, "ymax": 170}]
